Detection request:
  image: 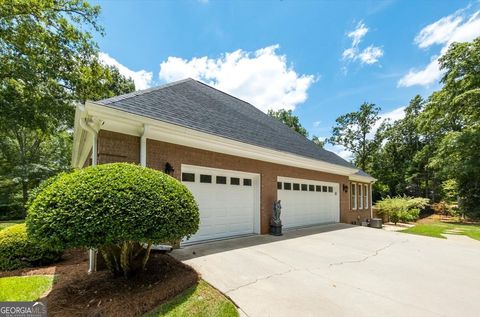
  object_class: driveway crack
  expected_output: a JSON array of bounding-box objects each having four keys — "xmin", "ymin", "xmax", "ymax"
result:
[
  {"xmin": 328, "ymin": 240, "xmax": 401, "ymax": 267},
  {"xmin": 225, "ymin": 268, "xmax": 294, "ymax": 294},
  {"xmin": 225, "ymin": 249, "xmax": 296, "ymax": 294}
]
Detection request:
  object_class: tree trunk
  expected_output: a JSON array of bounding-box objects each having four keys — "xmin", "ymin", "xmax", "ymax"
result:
[{"xmin": 100, "ymin": 241, "xmax": 152, "ymax": 278}]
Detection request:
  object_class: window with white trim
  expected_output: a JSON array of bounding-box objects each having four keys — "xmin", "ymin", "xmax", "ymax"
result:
[
  {"xmin": 351, "ymin": 183, "xmax": 356, "ymax": 210},
  {"xmin": 359, "ymin": 184, "xmax": 363, "ymax": 209},
  {"xmin": 364, "ymin": 184, "xmax": 369, "ymax": 209}
]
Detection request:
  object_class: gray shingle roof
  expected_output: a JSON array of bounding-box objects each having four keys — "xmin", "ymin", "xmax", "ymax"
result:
[{"xmin": 96, "ymin": 78, "xmax": 368, "ymax": 174}]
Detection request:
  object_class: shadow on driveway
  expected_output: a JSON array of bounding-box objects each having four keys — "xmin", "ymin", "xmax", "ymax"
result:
[{"xmin": 173, "ymin": 223, "xmax": 354, "ymax": 261}]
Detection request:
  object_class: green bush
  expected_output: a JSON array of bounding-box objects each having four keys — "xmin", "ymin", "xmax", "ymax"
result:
[
  {"xmin": 375, "ymin": 196, "xmax": 429, "ymax": 224},
  {"xmin": 27, "ymin": 163, "xmax": 199, "ymax": 277},
  {"xmin": 0, "ymin": 224, "xmax": 62, "ymax": 271}
]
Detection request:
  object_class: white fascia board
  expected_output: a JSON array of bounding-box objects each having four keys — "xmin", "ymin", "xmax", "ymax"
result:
[
  {"xmin": 72, "ymin": 106, "xmax": 93, "ymax": 169},
  {"xmin": 84, "ymin": 101, "xmax": 360, "ymax": 177},
  {"xmin": 348, "ymin": 175, "xmax": 376, "ymax": 183}
]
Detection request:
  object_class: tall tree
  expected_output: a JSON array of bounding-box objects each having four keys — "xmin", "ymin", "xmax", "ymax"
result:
[
  {"xmin": 268, "ymin": 109, "xmax": 309, "ymax": 137},
  {"xmin": 329, "ymin": 102, "xmax": 380, "ymax": 171},
  {"xmin": 423, "ymin": 37, "xmax": 480, "ymax": 216},
  {"xmin": 369, "ymin": 96, "xmax": 435, "ymax": 199},
  {"xmin": 0, "ymin": 0, "xmax": 135, "ymax": 216}
]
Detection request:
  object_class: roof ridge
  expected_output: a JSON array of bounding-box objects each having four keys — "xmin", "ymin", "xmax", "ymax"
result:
[{"xmin": 96, "ymin": 78, "xmax": 195, "ymax": 105}]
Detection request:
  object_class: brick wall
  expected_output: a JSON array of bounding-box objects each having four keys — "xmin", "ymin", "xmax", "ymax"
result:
[{"xmin": 96, "ymin": 130, "xmax": 370, "ymax": 233}]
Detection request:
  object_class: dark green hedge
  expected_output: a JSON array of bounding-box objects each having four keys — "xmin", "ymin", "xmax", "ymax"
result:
[
  {"xmin": 26, "ymin": 163, "xmax": 200, "ymax": 249},
  {"xmin": 0, "ymin": 224, "xmax": 62, "ymax": 270}
]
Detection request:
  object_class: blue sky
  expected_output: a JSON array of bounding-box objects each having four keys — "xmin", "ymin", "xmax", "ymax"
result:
[{"xmin": 92, "ymin": 0, "xmax": 480, "ymax": 158}]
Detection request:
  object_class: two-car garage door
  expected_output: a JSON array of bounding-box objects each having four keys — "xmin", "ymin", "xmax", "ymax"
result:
[
  {"xmin": 181, "ymin": 165, "xmax": 340, "ymax": 244},
  {"xmin": 181, "ymin": 165, "xmax": 260, "ymax": 244},
  {"xmin": 277, "ymin": 176, "xmax": 340, "ymax": 228}
]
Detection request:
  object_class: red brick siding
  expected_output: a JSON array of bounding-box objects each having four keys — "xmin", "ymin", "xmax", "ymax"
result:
[
  {"xmin": 96, "ymin": 130, "xmax": 368, "ymax": 233},
  {"xmin": 343, "ymin": 181, "xmax": 371, "ymax": 225}
]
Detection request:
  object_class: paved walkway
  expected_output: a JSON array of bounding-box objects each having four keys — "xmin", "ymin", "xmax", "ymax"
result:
[{"xmin": 173, "ymin": 224, "xmax": 480, "ymax": 317}]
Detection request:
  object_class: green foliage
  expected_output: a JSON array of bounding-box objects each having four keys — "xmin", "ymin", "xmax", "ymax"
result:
[
  {"xmin": 402, "ymin": 221, "xmax": 480, "ymax": 241},
  {"xmin": 0, "ymin": 224, "xmax": 62, "ymax": 270},
  {"xmin": 268, "ymin": 109, "xmax": 309, "ymax": 137},
  {"xmin": 420, "ymin": 37, "xmax": 480, "ymax": 217},
  {"xmin": 329, "ymin": 102, "xmax": 380, "ymax": 170},
  {"xmin": 0, "ymin": 220, "xmax": 23, "ymax": 231},
  {"xmin": 0, "ymin": 0, "xmax": 135, "ymax": 215},
  {"xmin": 0, "ymin": 275, "xmax": 54, "ymax": 301},
  {"xmin": 311, "ymin": 135, "xmax": 325, "ymax": 148},
  {"xmin": 27, "ymin": 163, "xmax": 199, "ymax": 277},
  {"xmin": 145, "ymin": 280, "xmax": 239, "ymax": 317},
  {"xmin": 370, "ymin": 96, "xmax": 435, "ymax": 199},
  {"xmin": 375, "ymin": 196, "xmax": 429, "ymax": 224}
]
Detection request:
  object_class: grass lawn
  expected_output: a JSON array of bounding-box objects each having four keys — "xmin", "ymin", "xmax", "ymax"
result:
[
  {"xmin": 145, "ymin": 280, "xmax": 238, "ymax": 317},
  {"xmin": 0, "ymin": 220, "xmax": 24, "ymax": 231},
  {"xmin": 402, "ymin": 221, "xmax": 480, "ymax": 241},
  {"xmin": 0, "ymin": 275, "xmax": 54, "ymax": 301}
]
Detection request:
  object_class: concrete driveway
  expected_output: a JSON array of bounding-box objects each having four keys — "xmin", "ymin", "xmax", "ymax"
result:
[{"xmin": 172, "ymin": 224, "xmax": 480, "ymax": 317}]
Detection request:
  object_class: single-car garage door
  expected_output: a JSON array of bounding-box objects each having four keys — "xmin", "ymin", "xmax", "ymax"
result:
[
  {"xmin": 277, "ymin": 176, "xmax": 340, "ymax": 228},
  {"xmin": 181, "ymin": 165, "xmax": 260, "ymax": 244}
]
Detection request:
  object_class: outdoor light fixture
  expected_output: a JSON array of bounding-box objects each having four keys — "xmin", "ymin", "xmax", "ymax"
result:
[
  {"xmin": 164, "ymin": 162, "xmax": 174, "ymax": 175},
  {"xmin": 343, "ymin": 184, "xmax": 349, "ymax": 193}
]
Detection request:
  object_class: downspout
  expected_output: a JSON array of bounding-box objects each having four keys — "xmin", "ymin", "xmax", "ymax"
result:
[
  {"xmin": 78, "ymin": 104, "xmax": 99, "ymax": 274},
  {"xmin": 140, "ymin": 124, "xmax": 149, "ymax": 167}
]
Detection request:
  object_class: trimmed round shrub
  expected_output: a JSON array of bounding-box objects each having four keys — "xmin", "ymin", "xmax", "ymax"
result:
[
  {"xmin": 27, "ymin": 163, "xmax": 199, "ymax": 277},
  {"xmin": 0, "ymin": 224, "xmax": 62, "ymax": 270}
]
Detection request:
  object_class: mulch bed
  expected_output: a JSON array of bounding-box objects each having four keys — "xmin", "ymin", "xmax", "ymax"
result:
[{"xmin": 0, "ymin": 249, "xmax": 199, "ymax": 317}]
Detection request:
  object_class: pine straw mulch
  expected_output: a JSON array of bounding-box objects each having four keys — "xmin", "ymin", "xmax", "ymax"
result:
[{"xmin": 0, "ymin": 249, "xmax": 199, "ymax": 317}]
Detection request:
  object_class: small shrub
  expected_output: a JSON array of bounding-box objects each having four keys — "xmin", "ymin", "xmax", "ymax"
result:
[
  {"xmin": 27, "ymin": 163, "xmax": 199, "ymax": 277},
  {"xmin": 375, "ymin": 196, "xmax": 429, "ymax": 224},
  {"xmin": 0, "ymin": 224, "xmax": 62, "ymax": 271}
]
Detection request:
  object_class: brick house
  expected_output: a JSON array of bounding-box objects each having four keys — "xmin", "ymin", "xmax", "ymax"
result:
[{"xmin": 72, "ymin": 78, "xmax": 375, "ymax": 244}]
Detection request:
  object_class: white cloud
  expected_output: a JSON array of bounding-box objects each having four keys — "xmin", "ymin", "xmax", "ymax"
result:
[
  {"xmin": 99, "ymin": 52, "xmax": 153, "ymax": 90},
  {"xmin": 159, "ymin": 45, "xmax": 316, "ymax": 112},
  {"xmin": 398, "ymin": 57, "xmax": 442, "ymax": 87},
  {"xmin": 381, "ymin": 106, "xmax": 406, "ymax": 123},
  {"xmin": 358, "ymin": 46, "xmax": 384, "ymax": 64},
  {"xmin": 328, "ymin": 144, "xmax": 353, "ymax": 161},
  {"xmin": 399, "ymin": 8, "xmax": 480, "ymax": 87},
  {"xmin": 414, "ymin": 14, "xmax": 463, "ymax": 48},
  {"xmin": 342, "ymin": 21, "xmax": 383, "ymax": 66},
  {"xmin": 348, "ymin": 22, "xmax": 369, "ymax": 47}
]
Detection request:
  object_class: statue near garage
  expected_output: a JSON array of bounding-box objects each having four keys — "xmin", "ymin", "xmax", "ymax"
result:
[{"xmin": 270, "ymin": 200, "xmax": 283, "ymax": 236}]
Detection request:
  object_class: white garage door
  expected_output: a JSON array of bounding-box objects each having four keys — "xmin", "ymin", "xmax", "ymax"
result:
[
  {"xmin": 181, "ymin": 165, "xmax": 260, "ymax": 244},
  {"xmin": 277, "ymin": 176, "xmax": 340, "ymax": 228}
]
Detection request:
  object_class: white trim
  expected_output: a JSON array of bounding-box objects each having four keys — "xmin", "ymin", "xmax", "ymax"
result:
[
  {"xmin": 364, "ymin": 184, "xmax": 369, "ymax": 209},
  {"xmin": 359, "ymin": 183, "xmax": 363, "ymax": 209},
  {"xmin": 349, "ymin": 175, "xmax": 376, "ymax": 183},
  {"xmin": 72, "ymin": 102, "xmax": 371, "ymax": 181},
  {"xmin": 370, "ymin": 183, "xmax": 373, "ymax": 218},
  {"xmin": 140, "ymin": 124, "xmax": 149, "ymax": 167},
  {"xmin": 351, "ymin": 182, "xmax": 357, "ymax": 210}
]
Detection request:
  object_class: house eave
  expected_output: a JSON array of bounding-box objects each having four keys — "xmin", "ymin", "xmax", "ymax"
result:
[{"xmin": 73, "ymin": 101, "xmax": 365, "ymax": 178}]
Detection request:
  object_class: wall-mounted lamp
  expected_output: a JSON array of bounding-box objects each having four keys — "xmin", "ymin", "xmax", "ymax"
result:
[
  {"xmin": 342, "ymin": 184, "xmax": 349, "ymax": 193},
  {"xmin": 164, "ymin": 162, "xmax": 174, "ymax": 175}
]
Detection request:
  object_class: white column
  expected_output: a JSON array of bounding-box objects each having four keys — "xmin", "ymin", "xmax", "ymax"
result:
[
  {"xmin": 370, "ymin": 183, "xmax": 373, "ymax": 218},
  {"xmin": 140, "ymin": 124, "xmax": 149, "ymax": 167},
  {"xmin": 88, "ymin": 127, "xmax": 98, "ymax": 274}
]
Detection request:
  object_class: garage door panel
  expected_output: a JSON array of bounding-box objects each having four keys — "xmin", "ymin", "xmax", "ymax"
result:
[
  {"xmin": 182, "ymin": 165, "xmax": 259, "ymax": 243},
  {"xmin": 278, "ymin": 177, "xmax": 340, "ymax": 228}
]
